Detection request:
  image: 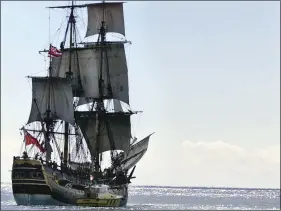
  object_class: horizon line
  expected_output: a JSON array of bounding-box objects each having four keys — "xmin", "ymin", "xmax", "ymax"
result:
[{"xmin": 1, "ymin": 182, "xmax": 279, "ymax": 191}]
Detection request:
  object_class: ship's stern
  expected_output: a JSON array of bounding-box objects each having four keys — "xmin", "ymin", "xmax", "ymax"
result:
[{"xmin": 11, "ymin": 157, "xmax": 55, "ymax": 205}]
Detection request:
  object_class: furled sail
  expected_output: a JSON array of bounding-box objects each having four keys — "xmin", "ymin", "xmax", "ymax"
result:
[
  {"xmin": 85, "ymin": 2, "xmax": 126, "ymax": 37},
  {"xmin": 77, "ymin": 97, "xmax": 93, "ymax": 106},
  {"xmin": 78, "ymin": 98, "xmax": 123, "ymax": 113},
  {"xmin": 76, "ymin": 112, "xmax": 131, "ymax": 156},
  {"xmin": 121, "ymin": 133, "xmax": 154, "ymax": 170},
  {"xmin": 51, "ymin": 44, "xmax": 129, "ymax": 104},
  {"xmin": 113, "ymin": 99, "xmax": 123, "ymax": 112},
  {"xmin": 103, "ymin": 99, "xmax": 124, "ymax": 113},
  {"xmin": 27, "ymin": 77, "xmax": 75, "ymax": 125}
]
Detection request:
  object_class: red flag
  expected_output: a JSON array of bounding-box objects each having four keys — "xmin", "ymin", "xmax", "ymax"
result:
[
  {"xmin": 48, "ymin": 45, "xmax": 62, "ymax": 57},
  {"xmin": 24, "ymin": 132, "xmax": 46, "ymax": 153}
]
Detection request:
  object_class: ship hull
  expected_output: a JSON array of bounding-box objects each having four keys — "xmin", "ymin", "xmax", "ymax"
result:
[
  {"xmin": 11, "ymin": 158, "xmax": 128, "ymax": 207},
  {"xmin": 13, "ymin": 193, "xmax": 67, "ymax": 206}
]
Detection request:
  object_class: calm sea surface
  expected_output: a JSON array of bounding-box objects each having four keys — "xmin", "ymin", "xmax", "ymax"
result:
[{"xmin": 1, "ymin": 183, "xmax": 280, "ymax": 210}]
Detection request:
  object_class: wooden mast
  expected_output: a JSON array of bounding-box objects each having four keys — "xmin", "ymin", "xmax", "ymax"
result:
[{"xmin": 64, "ymin": 0, "xmax": 75, "ymax": 165}]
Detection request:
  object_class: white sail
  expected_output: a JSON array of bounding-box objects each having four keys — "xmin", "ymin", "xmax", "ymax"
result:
[
  {"xmin": 50, "ymin": 56, "xmax": 61, "ymax": 76},
  {"xmin": 121, "ymin": 133, "xmax": 154, "ymax": 170},
  {"xmin": 51, "ymin": 44, "xmax": 129, "ymax": 104},
  {"xmin": 27, "ymin": 77, "xmax": 75, "ymax": 125},
  {"xmin": 51, "ymin": 51, "xmax": 81, "ymax": 91},
  {"xmin": 99, "ymin": 43, "xmax": 129, "ymax": 104},
  {"xmin": 76, "ymin": 113, "xmax": 131, "ymax": 156},
  {"xmin": 85, "ymin": 2, "xmax": 126, "ymax": 37}
]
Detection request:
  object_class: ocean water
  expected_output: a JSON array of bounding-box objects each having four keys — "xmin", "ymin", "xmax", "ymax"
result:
[{"xmin": 1, "ymin": 183, "xmax": 280, "ymax": 210}]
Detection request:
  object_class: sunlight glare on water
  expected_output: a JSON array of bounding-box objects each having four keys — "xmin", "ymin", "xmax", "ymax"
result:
[{"xmin": 1, "ymin": 183, "xmax": 280, "ymax": 210}]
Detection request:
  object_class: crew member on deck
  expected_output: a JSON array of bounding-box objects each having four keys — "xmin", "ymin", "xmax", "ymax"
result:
[
  {"xmin": 60, "ymin": 152, "xmax": 63, "ymax": 161},
  {"xmin": 53, "ymin": 161, "xmax": 57, "ymax": 170},
  {"xmin": 53, "ymin": 171, "xmax": 57, "ymax": 180},
  {"xmin": 22, "ymin": 151, "xmax": 28, "ymax": 159},
  {"xmin": 60, "ymin": 41, "xmax": 64, "ymax": 50},
  {"xmin": 34, "ymin": 152, "xmax": 39, "ymax": 160}
]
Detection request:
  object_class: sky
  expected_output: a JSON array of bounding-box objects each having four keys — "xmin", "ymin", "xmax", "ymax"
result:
[{"xmin": 1, "ymin": 1, "xmax": 280, "ymax": 188}]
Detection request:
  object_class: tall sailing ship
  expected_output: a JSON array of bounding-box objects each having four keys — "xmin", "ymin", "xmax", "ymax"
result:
[{"xmin": 11, "ymin": 1, "xmax": 154, "ymax": 207}]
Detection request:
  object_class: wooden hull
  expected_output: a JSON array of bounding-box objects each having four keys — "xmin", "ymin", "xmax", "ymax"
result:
[
  {"xmin": 11, "ymin": 158, "xmax": 128, "ymax": 207},
  {"xmin": 13, "ymin": 193, "xmax": 67, "ymax": 206}
]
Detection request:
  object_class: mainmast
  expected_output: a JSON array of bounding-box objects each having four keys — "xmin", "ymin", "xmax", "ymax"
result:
[
  {"xmin": 93, "ymin": 3, "xmax": 106, "ymax": 172},
  {"xmin": 64, "ymin": 0, "xmax": 75, "ymax": 165},
  {"xmin": 94, "ymin": 1, "xmax": 120, "ymax": 172}
]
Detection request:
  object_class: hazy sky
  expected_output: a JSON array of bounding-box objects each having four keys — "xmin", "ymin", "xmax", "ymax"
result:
[{"xmin": 1, "ymin": 1, "xmax": 280, "ymax": 188}]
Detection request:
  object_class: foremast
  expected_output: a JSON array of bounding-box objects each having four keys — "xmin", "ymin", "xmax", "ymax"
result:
[{"xmin": 22, "ymin": 1, "xmax": 78, "ymax": 164}]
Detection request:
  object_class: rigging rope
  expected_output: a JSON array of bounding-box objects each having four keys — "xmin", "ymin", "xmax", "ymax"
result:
[{"xmin": 49, "ymin": 8, "xmax": 51, "ymax": 45}]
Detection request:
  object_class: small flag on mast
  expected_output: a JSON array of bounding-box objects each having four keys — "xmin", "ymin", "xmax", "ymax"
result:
[{"xmin": 48, "ymin": 45, "xmax": 62, "ymax": 57}]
